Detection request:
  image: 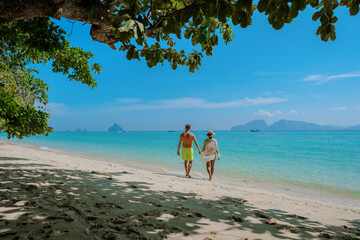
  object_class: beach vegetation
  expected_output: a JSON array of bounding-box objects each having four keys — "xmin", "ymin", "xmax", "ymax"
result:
[{"xmin": 0, "ymin": 19, "xmax": 101, "ymax": 139}]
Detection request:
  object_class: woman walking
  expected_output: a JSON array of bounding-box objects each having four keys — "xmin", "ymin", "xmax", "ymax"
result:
[{"xmin": 200, "ymin": 131, "xmax": 220, "ymax": 181}]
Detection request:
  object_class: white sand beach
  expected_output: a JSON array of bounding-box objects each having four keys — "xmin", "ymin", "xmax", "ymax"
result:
[{"xmin": 0, "ymin": 141, "xmax": 359, "ymax": 239}]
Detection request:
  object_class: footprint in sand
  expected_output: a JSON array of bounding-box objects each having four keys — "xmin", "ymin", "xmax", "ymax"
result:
[
  {"xmin": 89, "ymin": 224, "xmax": 104, "ymax": 230},
  {"xmin": 286, "ymin": 214, "xmax": 308, "ymax": 220},
  {"xmin": 42, "ymin": 224, "xmax": 52, "ymax": 230},
  {"xmin": 85, "ymin": 216, "xmax": 97, "ymax": 221},
  {"xmin": 148, "ymin": 202, "xmax": 162, "ymax": 207},
  {"xmin": 254, "ymin": 211, "xmax": 269, "ymax": 219},
  {"xmin": 230, "ymin": 216, "xmax": 243, "ymax": 222},
  {"xmin": 177, "ymin": 196, "xmax": 187, "ymax": 200},
  {"xmin": 112, "ymin": 219, "xmax": 127, "ymax": 224},
  {"xmin": 94, "ymin": 202, "xmax": 123, "ymax": 209},
  {"xmin": 276, "ymin": 224, "xmax": 297, "ymax": 233},
  {"xmin": 144, "ymin": 209, "xmax": 162, "ymax": 217},
  {"xmin": 170, "ymin": 210, "xmax": 180, "ymax": 216}
]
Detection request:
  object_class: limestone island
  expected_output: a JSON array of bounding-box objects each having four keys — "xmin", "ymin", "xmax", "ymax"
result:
[{"xmin": 108, "ymin": 123, "xmax": 123, "ymax": 132}]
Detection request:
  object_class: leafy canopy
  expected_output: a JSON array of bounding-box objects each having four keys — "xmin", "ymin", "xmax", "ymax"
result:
[
  {"xmin": 0, "ymin": 0, "xmax": 358, "ymax": 138},
  {"xmin": 0, "ymin": 19, "xmax": 101, "ymax": 139},
  {"xmin": 97, "ymin": 0, "xmax": 356, "ymax": 72}
]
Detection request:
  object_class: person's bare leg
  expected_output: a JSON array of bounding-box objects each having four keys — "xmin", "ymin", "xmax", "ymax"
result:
[
  {"xmin": 187, "ymin": 161, "xmax": 193, "ymax": 178},
  {"xmin": 206, "ymin": 161, "xmax": 211, "ymax": 180},
  {"xmin": 209, "ymin": 160, "xmax": 215, "ymax": 181},
  {"xmin": 184, "ymin": 160, "xmax": 189, "ymax": 177}
]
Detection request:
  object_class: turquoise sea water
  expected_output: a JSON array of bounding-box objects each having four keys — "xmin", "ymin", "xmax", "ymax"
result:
[{"xmin": 2, "ymin": 131, "xmax": 360, "ymax": 199}]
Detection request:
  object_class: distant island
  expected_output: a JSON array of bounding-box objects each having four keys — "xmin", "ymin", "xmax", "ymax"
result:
[
  {"xmin": 74, "ymin": 128, "xmax": 87, "ymax": 132},
  {"xmin": 108, "ymin": 123, "xmax": 123, "ymax": 132},
  {"xmin": 347, "ymin": 124, "xmax": 360, "ymax": 131},
  {"xmin": 231, "ymin": 119, "xmax": 360, "ymax": 131}
]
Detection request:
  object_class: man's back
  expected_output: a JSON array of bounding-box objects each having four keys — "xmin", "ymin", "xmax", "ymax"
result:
[{"xmin": 181, "ymin": 131, "xmax": 195, "ymax": 148}]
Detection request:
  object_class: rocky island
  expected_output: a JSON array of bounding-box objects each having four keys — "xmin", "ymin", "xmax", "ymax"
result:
[{"xmin": 108, "ymin": 123, "xmax": 123, "ymax": 132}]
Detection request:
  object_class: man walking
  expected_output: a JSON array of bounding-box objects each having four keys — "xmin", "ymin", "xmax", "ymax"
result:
[{"xmin": 177, "ymin": 124, "xmax": 201, "ymax": 178}]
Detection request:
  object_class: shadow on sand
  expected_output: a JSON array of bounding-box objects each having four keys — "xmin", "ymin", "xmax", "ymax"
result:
[{"xmin": 0, "ymin": 157, "xmax": 359, "ymax": 240}]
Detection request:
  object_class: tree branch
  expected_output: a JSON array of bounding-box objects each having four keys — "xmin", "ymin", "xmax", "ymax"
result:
[
  {"xmin": 145, "ymin": 3, "xmax": 197, "ymax": 38},
  {"xmin": 0, "ymin": 0, "xmax": 116, "ymax": 49}
]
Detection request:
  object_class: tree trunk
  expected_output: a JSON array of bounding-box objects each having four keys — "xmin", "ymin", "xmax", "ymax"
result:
[{"xmin": 0, "ymin": 0, "xmax": 116, "ymax": 49}]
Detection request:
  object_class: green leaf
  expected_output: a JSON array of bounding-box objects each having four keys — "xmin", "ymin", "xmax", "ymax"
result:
[
  {"xmin": 218, "ymin": 2, "xmax": 229, "ymax": 23},
  {"xmin": 312, "ymin": 11, "xmax": 322, "ymax": 21},
  {"xmin": 118, "ymin": 19, "xmax": 136, "ymax": 32},
  {"xmin": 289, "ymin": 0, "xmax": 300, "ymax": 19},
  {"xmin": 240, "ymin": 11, "xmax": 250, "ymax": 28},
  {"xmin": 189, "ymin": 64, "xmax": 195, "ymax": 73},
  {"xmin": 163, "ymin": 16, "xmax": 178, "ymax": 34},
  {"xmin": 108, "ymin": 14, "xmax": 131, "ymax": 24},
  {"xmin": 257, "ymin": 0, "xmax": 269, "ymax": 12},
  {"xmin": 349, "ymin": 2, "xmax": 360, "ymax": 15},
  {"xmin": 191, "ymin": 35, "xmax": 199, "ymax": 45},
  {"xmin": 184, "ymin": 28, "xmax": 193, "ymax": 39}
]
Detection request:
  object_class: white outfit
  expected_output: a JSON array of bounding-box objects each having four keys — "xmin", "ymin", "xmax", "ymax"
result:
[{"xmin": 200, "ymin": 138, "xmax": 220, "ymax": 163}]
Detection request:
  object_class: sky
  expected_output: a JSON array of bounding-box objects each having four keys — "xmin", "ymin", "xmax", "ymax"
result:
[{"xmin": 37, "ymin": 7, "xmax": 360, "ymax": 131}]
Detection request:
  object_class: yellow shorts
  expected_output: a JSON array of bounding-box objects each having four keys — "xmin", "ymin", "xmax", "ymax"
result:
[{"xmin": 182, "ymin": 147, "xmax": 193, "ymax": 161}]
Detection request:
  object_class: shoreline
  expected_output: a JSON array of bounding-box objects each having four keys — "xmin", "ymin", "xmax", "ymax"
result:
[
  {"xmin": 3, "ymin": 140, "xmax": 360, "ymax": 209},
  {"xmin": 1, "ymin": 141, "xmax": 360, "ymax": 239},
  {"xmin": 0, "ymin": 140, "xmax": 360, "ymax": 209}
]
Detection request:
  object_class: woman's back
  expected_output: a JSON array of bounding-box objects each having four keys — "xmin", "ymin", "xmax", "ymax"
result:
[{"xmin": 203, "ymin": 138, "xmax": 218, "ymax": 156}]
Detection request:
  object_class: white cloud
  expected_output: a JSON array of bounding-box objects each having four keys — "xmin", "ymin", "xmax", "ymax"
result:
[
  {"xmin": 254, "ymin": 110, "xmax": 274, "ymax": 117},
  {"xmin": 327, "ymin": 73, "xmax": 360, "ymax": 79},
  {"xmin": 331, "ymin": 107, "xmax": 347, "ymax": 111},
  {"xmin": 113, "ymin": 98, "xmax": 142, "ymax": 104},
  {"xmin": 304, "ymin": 74, "xmax": 325, "ymax": 81},
  {"xmin": 108, "ymin": 97, "xmax": 288, "ymax": 111},
  {"xmin": 288, "ymin": 110, "xmax": 298, "ymax": 114},
  {"xmin": 254, "ymin": 109, "xmax": 299, "ymax": 118},
  {"xmin": 42, "ymin": 97, "xmax": 288, "ymax": 116},
  {"xmin": 304, "ymin": 72, "xmax": 360, "ymax": 85},
  {"xmin": 46, "ymin": 102, "xmax": 72, "ymax": 116}
]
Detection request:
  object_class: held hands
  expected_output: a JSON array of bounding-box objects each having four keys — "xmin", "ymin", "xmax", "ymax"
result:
[{"xmin": 218, "ymin": 157, "xmax": 220, "ymax": 160}]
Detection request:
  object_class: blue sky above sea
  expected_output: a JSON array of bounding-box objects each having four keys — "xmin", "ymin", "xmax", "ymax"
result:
[{"xmin": 37, "ymin": 7, "xmax": 360, "ymax": 131}]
